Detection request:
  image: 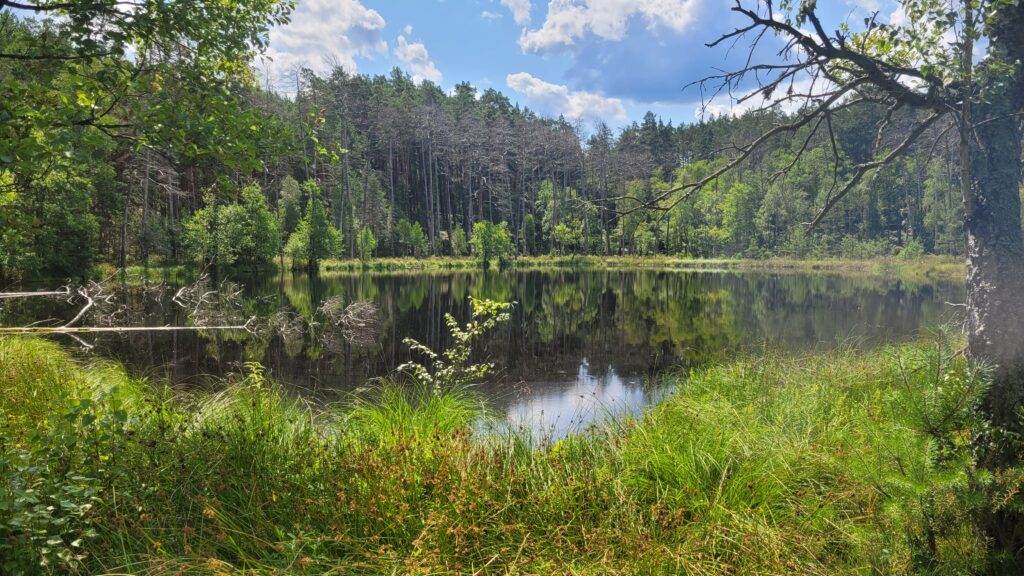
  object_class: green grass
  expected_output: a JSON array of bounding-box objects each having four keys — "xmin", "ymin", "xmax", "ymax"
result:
[
  {"xmin": 508, "ymin": 254, "xmax": 964, "ymax": 280},
  {"xmin": 1, "ymin": 333, "xmax": 1012, "ymax": 575},
  {"xmin": 83, "ymin": 254, "xmax": 964, "ymax": 283}
]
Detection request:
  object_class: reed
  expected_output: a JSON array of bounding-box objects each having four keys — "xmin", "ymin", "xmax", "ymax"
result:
[{"xmin": 0, "ymin": 330, "xmax": 1012, "ymax": 575}]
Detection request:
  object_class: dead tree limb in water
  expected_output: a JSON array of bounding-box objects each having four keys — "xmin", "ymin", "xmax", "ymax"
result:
[
  {"xmin": 0, "ymin": 287, "xmax": 71, "ymax": 299},
  {"xmin": 0, "ymin": 317, "xmax": 258, "ymax": 335}
]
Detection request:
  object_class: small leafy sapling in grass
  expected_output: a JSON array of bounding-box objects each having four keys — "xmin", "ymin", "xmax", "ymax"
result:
[
  {"xmin": 1, "ymin": 385, "xmax": 136, "ymax": 575},
  {"xmin": 398, "ymin": 298, "xmax": 513, "ymax": 392}
]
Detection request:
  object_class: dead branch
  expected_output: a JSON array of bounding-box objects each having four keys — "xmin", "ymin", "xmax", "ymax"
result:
[
  {"xmin": 807, "ymin": 112, "xmax": 942, "ymax": 230},
  {"xmin": 0, "ymin": 316, "xmax": 258, "ymax": 335},
  {"xmin": 64, "ymin": 286, "xmax": 95, "ymax": 328},
  {"xmin": 0, "ymin": 287, "xmax": 70, "ymax": 299}
]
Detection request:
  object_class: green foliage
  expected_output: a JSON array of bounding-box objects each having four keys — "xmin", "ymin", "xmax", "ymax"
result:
[
  {"xmin": 0, "ymin": 2, "xmax": 293, "ymax": 181},
  {"xmin": 721, "ymin": 182, "xmax": 759, "ymax": 252},
  {"xmin": 396, "ymin": 218, "xmax": 428, "ymax": 257},
  {"xmin": 631, "ymin": 222, "xmax": 657, "ymax": 256},
  {"xmin": 1, "ymin": 9, "xmax": 977, "ymax": 273},
  {"xmin": 356, "ymin": 226, "xmax": 377, "ymax": 262},
  {"xmin": 278, "ymin": 176, "xmax": 303, "ymax": 240},
  {"xmin": 470, "ymin": 221, "xmax": 513, "ymax": 265},
  {"xmin": 285, "ymin": 181, "xmax": 342, "ymax": 269},
  {"xmin": 900, "ymin": 238, "xmax": 926, "ymax": 259},
  {"xmin": 450, "ymin": 226, "xmax": 468, "ymax": 257},
  {"xmin": 0, "ymin": 339, "xmax": 144, "ymax": 575},
  {"xmin": 183, "ymin": 183, "xmax": 280, "ymax": 269},
  {"xmin": 522, "ymin": 213, "xmax": 538, "ymax": 256},
  {"xmin": 0, "ymin": 157, "xmax": 107, "ymax": 279},
  {"xmin": 552, "ymin": 223, "xmax": 582, "ymax": 255},
  {"xmin": 1, "ymin": 328, "xmax": 1020, "ymax": 573},
  {"xmin": 838, "ymin": 236, "xmax": 893, "ymax": 259}
]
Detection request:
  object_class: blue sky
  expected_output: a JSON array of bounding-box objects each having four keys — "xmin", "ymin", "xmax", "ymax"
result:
[{"xmin": 259, "ymin": 0, "xmax": 899, "ymax": 129}]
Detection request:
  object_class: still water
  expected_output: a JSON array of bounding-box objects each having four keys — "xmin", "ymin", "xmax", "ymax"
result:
[{"xmin": 1, "ymin": 268, "xmax": 964, "ymax": 437}]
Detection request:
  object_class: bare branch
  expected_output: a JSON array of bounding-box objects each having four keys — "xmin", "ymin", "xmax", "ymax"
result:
[
  {"xmin": 609, "ymin": 78, "xmax": 868, "ymax": 215},
  {"xmin": 807, "ymin": 112, "xmax": 942, "ymax": 230}
]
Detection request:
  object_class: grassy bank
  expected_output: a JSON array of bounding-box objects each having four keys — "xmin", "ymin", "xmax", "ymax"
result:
[
  {"xmin": 75, "ymin": 255, "xmax": 963, "ymax": 283},
  {"xmin": 3, "ymin": 333, "xmax": 1016, "ymax": 574},
  {"xmin": 318, "ymin": 254, "xmax": 964, "ymax": 281}
]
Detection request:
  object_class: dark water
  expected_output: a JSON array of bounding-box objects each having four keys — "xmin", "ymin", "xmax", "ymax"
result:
[{"xmin": 1, "ymin": 269, "xmax": 964, "ymax": 437}]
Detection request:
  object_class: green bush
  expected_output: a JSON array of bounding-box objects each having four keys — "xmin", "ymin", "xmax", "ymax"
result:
[
  {"xmin": 284, "ymin": 182, "xmax": 342, "ymax": 269},
  {"xmin": 470, "ymin": 221, "xmax": 513, "ymax": 265},
  {"xmin": 183, "ymin": 183, "xmax": 279, "ymax": 269},
  {"xmin": 356, "ymin": 226, "xmax": 377, "ymax": 262},
  {"xmin": 900, "ymin": 238, "xmax": 927, "ymax": 259},
  {"xmin": 450, "ymin": 227, "xmax": 468, "ymax": 257},
  {"xmin": 396, "ymin": 218, "xmax": 428, "ymax": 257}
]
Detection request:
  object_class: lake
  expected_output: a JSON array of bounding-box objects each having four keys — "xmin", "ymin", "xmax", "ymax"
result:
[{"xmin": 1, "ymin": 268, "xmax": 964, "ymax": 437}]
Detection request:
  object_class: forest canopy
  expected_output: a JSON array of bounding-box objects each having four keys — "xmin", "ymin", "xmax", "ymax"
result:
[{"xmin": 0, "ymin": 3, "xmax": 969, "ymax": 280}]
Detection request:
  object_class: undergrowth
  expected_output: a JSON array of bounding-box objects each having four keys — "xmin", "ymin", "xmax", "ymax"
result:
[{"xmin": 1, "ymin": 323, "xmax": 1021, "ymax": 574}]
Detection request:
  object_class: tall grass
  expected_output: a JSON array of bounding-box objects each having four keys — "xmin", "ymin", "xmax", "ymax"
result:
[{"xmin": 1, "ymin": 333, "xmax": 1018, "ymax": 574}]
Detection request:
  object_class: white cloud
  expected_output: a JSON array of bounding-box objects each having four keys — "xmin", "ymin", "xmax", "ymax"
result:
[
  {"xmin": 403, "ymin": 24, "xmax": 414, "ymax": 35},
  {"xmin": 506, "ymin": 72, "xmax": 625, "ymax": 120},
  {"xmin": 520, "ymin": 0, "xmax": 700, "ymax": 52},
  {"xmin": 695, "ymin": 77, "xmax": 832, "ymax": 119},
  {"xmin": 395, "ymin": 36, "xmax": 443, "ymax": 84},
  {"xmin": 847, "ymin": 0, "xmax": 882, "ymax": 11},
  {"xmin": 261, "ymin": 0, "xmax": 387, "ymax": 78},
  {"xmin": 500, "ymin": 0, "xmax": 532, "ymax": 25},
  {"xmin": 481, "ymin": 10, "xmax": 504, "ymax": 20}
]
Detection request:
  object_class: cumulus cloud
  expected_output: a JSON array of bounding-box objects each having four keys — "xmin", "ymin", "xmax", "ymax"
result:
[
  {"xmin": 500, "ymin": 0, "xmax": 532, "ymax": 25},
  {"xmin": 481, "ymin": 10, "xmax": 504, "ymax": 20},
  {"xmin": 695, "ymin": 77, "xmax": 833, "ymax": 119},
  {"xmin": 395, "ymin": 36, "xmax": 443, "ymax": 84},
  {"xmin": 506, "ymin": 72, "xmax": 625, "ymax": 121},
  {"xmin": 520, "ymin": 0, "xmax": 700, "ymax": 52},
  {"xmin": 261, "ymin": 0, "xmax": 387, "ymax": 77}
]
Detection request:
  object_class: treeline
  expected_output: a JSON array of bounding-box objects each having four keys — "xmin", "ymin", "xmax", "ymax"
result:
[{"xmin": 1, "ymin": 10, "xmax": 967, "ymax": 280}]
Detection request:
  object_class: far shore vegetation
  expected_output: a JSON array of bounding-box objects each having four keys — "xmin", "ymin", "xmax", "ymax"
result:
[{"xmin": 86, "ymin": 254, "xmax": 963, "ymax": 288}]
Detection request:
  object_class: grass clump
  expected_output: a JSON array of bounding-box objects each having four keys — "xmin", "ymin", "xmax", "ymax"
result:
[{"xmin": 1, "ymin": 327, "xmax": 1020, "ymax": 574}]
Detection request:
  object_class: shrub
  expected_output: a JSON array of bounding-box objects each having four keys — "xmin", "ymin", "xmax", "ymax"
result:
[
  {"xmin": 398, "ymin": 297, "xmax": 513, "ymax": 391},
  {"xmin": 396, "ymin": 218, "xmax": 428, "ymax": 257},
  {"xmin": 356, "ymin": 226, "xmax": 377, "ymax": 262},
  {"xmin": 899, "ymin": 237, "xmax": 926, "ymax": 259},
  {"xmin": 284, "ymin": 182, "xmax": 342, "ymax": 270},
  {"xmin": 470, "ymin": 221, "xmax": 513, "ymax": 266},
  {"xmin": 450, "ymin": 227, "xmax": 468, "ymax": 257},
  {"xmin": 183, "ymin": 183, "xmax": 279, "ymax": 269}
]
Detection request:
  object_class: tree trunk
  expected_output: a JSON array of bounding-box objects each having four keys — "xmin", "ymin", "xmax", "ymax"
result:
[
  {"xmin": 341, "ymin": 124, "xmax": 350, "ymax": 254},
  {"xmin": 964, "ymin": 5, "xmax": 1024, "ymax": 429},
  {"xmin": 388, "ymin": 141, "xmax": 395, "ymax": 251},
  {"xmin": 966, "ymin": 107, "xmax": 1024, "ymax": 427}
]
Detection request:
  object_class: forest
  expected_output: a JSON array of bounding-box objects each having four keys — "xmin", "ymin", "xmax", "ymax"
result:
[{"xmin": 0, "ymin": 8, "xmax": 966, "ymax": 281}]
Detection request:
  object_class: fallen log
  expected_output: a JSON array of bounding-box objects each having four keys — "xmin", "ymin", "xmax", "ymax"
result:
[{"xmin": 0, "ymin": 317, "xmax": 258, "ymax": 335}]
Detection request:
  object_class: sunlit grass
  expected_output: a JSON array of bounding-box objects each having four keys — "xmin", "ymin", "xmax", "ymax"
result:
[{"xmin": 0, "ymin": 332, "xmax": 1002, "ymax": 574}]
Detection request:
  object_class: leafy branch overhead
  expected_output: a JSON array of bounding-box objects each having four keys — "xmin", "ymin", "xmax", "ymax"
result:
[{"xmin": 0, "ymin": 0, "xmax": 295, "ymax": 181}]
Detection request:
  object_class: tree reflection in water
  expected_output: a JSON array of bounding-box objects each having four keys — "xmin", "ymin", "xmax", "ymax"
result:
[{"xmin": 0, "ymin": 269, "xmax": 964, "ymax": 435}]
